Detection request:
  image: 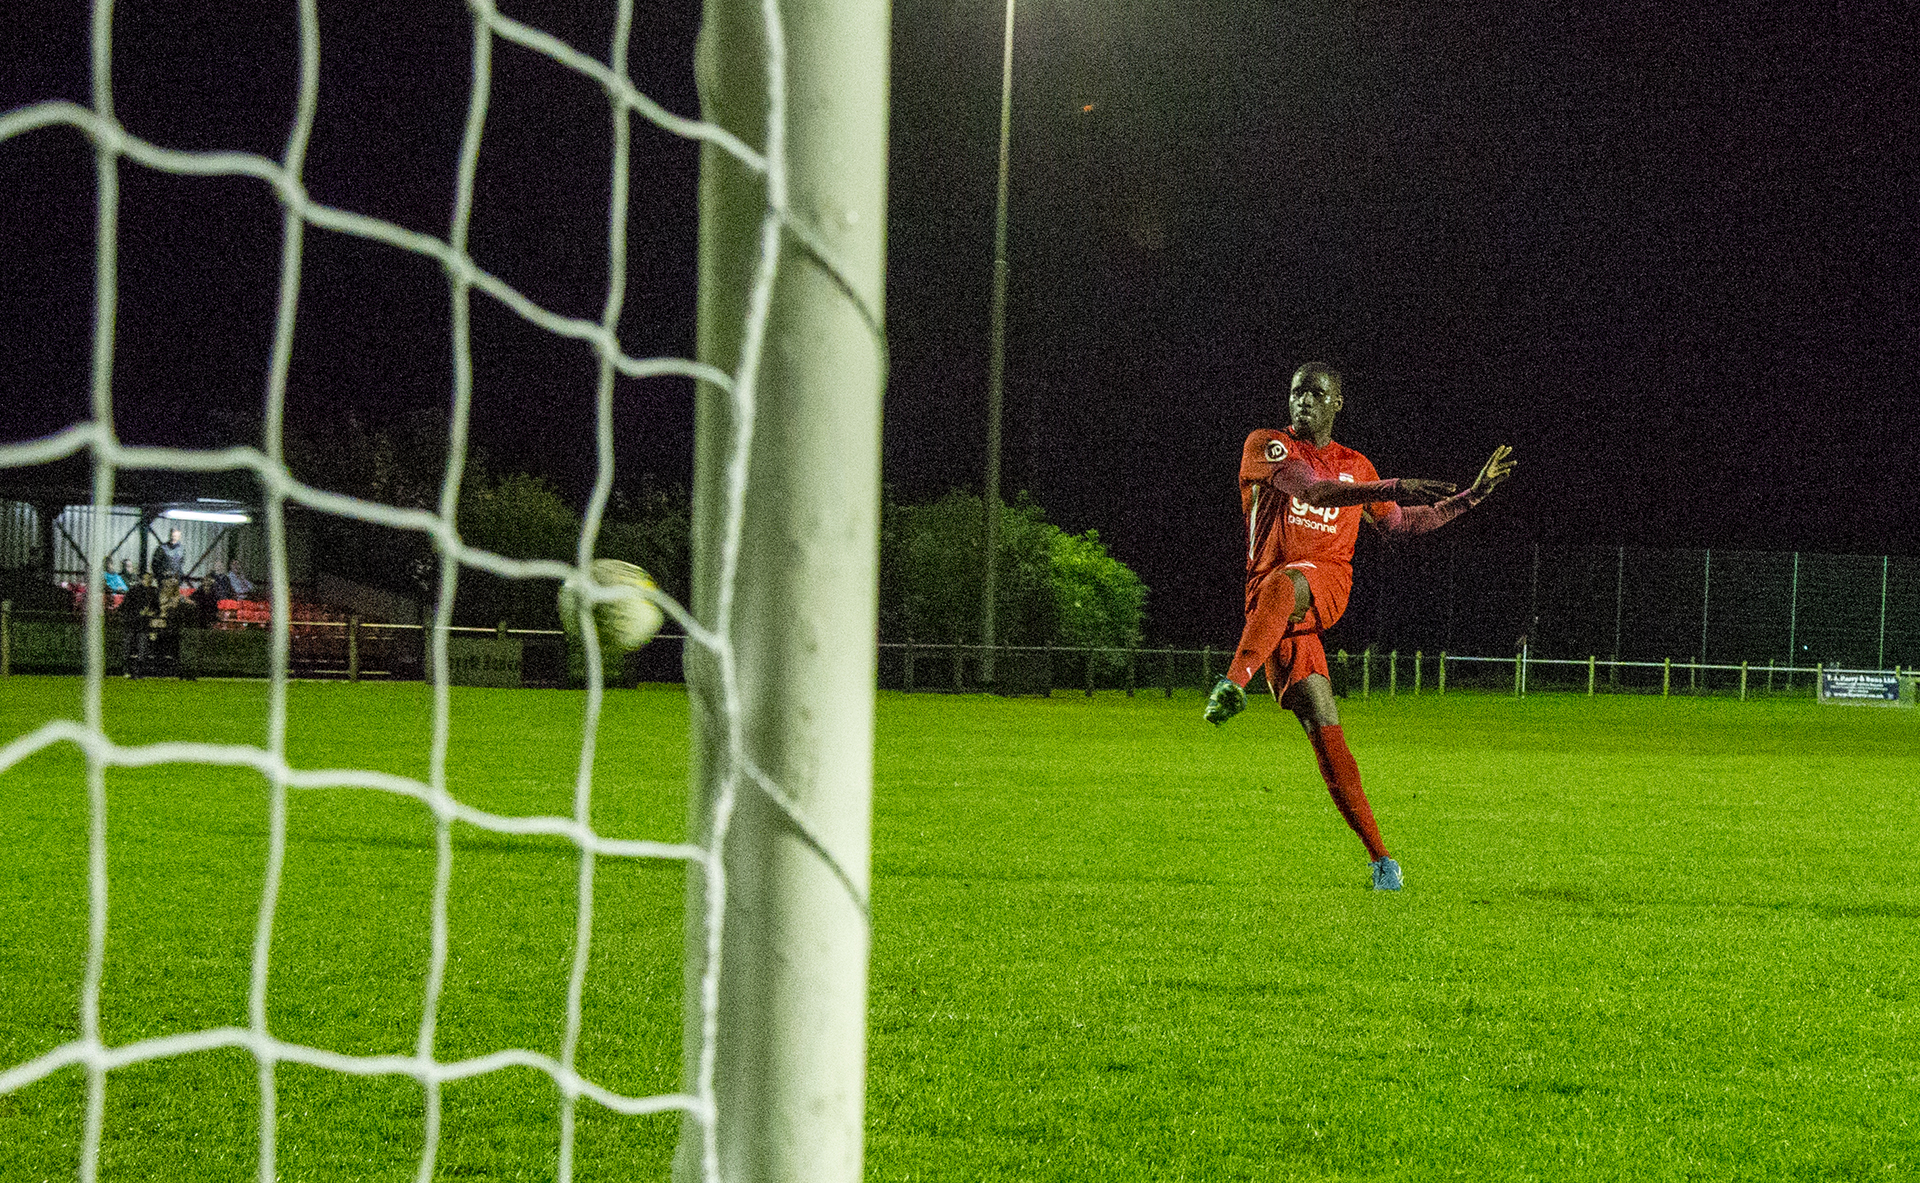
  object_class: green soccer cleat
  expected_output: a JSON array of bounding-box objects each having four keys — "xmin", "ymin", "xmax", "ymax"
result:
[{"xmin": 1203, "ymin": 676, "xmax": 1247, "ymax": 726}]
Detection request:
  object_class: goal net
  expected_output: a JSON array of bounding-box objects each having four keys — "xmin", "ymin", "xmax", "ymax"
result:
[{"xmin": 0, "ymin": 1, "xmax": 886, "ymax": 1180}]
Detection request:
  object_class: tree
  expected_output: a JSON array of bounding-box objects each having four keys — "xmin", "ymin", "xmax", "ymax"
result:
[
  {"xmin": 284, "ymin": 409, "xmax": 701, "ymax": 631},
  {"xmin": 1048, "ymin": 526, "xmax": 1146, "ymax": 660},
  {"xmin": 454, "ymin": 465, "xmax": 579, "ymax": 627},
  {"xmin": 882, "ymin": 490, "xmax": 1146, "ymax": 666},
  {"xmin": 283, "ymin": 409, "xmax": 448, "ymax": 604},
  {"xmin": 887, "ymin": 490, "xmax": 1052, "ymax": 646},
  {"xmin": 594, "ymin": 483, "xmax": 692, "ymax": 610}
]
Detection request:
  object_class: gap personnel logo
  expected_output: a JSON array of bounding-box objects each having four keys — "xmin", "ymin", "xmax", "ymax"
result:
[
  {"xmin": 1287, "ymin": 496, "xmax": 1340, "ymax": 533},
  {"xmin": 1265, "ymin": 439, "xmax": 1288, "ymax": 462}
]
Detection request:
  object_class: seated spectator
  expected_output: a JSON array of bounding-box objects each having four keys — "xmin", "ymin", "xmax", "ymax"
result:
[
  {"xmin": 103, "ymin": 562, "xmax": 129, "ymax": 595},
  {"xmin": 219, "ymin": 561, "xmax": 255, "ymax": 601},
  {"xmin": 111, "ymin": 559, "xmax": 136, "ymax": 609}
]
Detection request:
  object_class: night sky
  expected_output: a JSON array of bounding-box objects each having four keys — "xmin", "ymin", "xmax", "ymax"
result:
[{"xmin": 3, "ymin": 1, "xmax": 1917, "ymax": 644}]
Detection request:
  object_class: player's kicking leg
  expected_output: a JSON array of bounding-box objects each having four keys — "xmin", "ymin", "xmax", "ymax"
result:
[
  {"xmin": 1207, "ymin": 568, "xmax": 1306, "ymax": 726},
  {"xmin": 1282, "ymin": 670, "xmax": 1402, "ymax": 892}
]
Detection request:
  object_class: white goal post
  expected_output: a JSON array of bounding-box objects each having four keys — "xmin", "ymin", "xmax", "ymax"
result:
[
  {"xmin": 681, "ymin": 1, "xmax": 888, "ymax": 1181},
  {"xmin": 0, "ymin": 0, "xmax": 889, "ymax": 1180}
]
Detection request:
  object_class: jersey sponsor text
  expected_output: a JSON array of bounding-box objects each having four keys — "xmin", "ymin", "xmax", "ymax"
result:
[{"xmin": 1287, "ymin": 497, "xmax": 1340, "ymax": 533}]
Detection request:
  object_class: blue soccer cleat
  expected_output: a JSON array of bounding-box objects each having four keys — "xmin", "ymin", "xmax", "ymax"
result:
[
  {"xmin": 1203, "ymin": 676, "xmax": 1247, "ymax": 726},
  {"xmin": 1370, "ymin": 856, "xmax": 1404, "ymax": 891}
]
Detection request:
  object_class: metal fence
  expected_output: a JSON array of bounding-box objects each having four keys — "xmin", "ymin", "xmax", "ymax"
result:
[
  {"xmin": 0, "ymin": 604, "xmax": 688, "ymax": 688},
  {"xmin": 5, "ymin": 540, "xmax": 1916, "ymax": 698},
  {"xmin": 878, "ymin": 641, "xmax": 1226, "ymax": 697},
  {"xmin": 5, "ymin": 609, "xmax": 1914, "ymax": 704},
  {"xmin": 873, "ymin": 641, "xmax": 1913, "ymax": 702},
  {"xmin": 1336, "ymin": 543, "xmax": 1920, "ymax": 674}
]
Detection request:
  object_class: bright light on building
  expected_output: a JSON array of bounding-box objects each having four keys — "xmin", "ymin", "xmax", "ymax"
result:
[{"xmin": 162, "ymin": 507, "xmax": 251, "ymax": 524}]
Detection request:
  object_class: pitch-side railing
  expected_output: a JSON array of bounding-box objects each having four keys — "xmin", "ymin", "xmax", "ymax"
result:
[{"xmin": 2, "ymin": 602, "xmax": 1913, "ymax": 702}]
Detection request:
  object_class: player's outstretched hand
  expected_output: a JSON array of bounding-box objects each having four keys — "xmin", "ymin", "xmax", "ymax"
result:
[
  {"xmin": 1395, "ymin": 478, "xmax": 1457, "ymax": 504},
  {"xmin": 1470, "ymin": 444, "xmax": 1517, "ymax": 499}
]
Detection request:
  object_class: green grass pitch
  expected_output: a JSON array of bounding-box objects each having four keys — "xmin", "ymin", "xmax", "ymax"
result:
[{"xmin": 2, "ymin": 678, "xmax": 1916, "ymax": 1180}]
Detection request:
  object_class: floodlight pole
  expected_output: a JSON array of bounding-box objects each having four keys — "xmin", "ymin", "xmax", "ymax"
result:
[
  {"xmin": 684, "ymin": 0, "xmax": 887, "ymax": 1180},
  {"xmin": 980, "ymin": 0, "xmax": 1016, "ymax": 686}
]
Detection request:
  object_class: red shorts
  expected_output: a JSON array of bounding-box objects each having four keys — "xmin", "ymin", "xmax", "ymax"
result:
[
  {"xmin": 1262, "ymin": 632, "xmax": 1331, "ymax": 702},
  {"xmin": 1230, "ymin": 562, "xmax": 1347, "ymax": 699}
]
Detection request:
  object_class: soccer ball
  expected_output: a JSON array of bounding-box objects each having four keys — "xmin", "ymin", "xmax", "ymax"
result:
[{"xmin": 558, "ymin": 559, "xmax": 665, "ymax": 655}]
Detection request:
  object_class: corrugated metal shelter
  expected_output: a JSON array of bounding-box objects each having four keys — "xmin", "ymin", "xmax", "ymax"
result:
[
  {"xmin": 0, "ymin": 500, "xmax": 39, "ymax": 570},
  {"xmin": 1, "ymin": 498, "xmax": 268, "ymax": 582}
]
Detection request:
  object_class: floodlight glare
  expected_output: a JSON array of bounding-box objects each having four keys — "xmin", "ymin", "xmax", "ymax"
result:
[{"xmin": 162, "ymin": 508, "xmax": 251, "ymax": 524}]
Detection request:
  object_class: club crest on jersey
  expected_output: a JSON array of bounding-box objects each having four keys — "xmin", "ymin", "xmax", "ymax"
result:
[{"xmin": 1264, "ymin": 439, "xmax": 1288, "ymax": 462}]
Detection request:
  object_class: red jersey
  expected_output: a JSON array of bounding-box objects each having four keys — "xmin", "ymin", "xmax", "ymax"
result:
[{"xmin": 1239, "ymin": 428, "xmax": 1398, "ymax": 628}]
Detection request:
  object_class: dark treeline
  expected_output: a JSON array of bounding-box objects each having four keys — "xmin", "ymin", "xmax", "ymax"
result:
[
  {"xmin": 285, "ymin": 418, "xmax": 1147, "ymax": 650},
  {"xmin": 284, "ymin": 412, "xmax": 688, "ymax": 629}
]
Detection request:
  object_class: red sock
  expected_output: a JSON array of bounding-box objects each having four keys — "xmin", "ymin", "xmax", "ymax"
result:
[{"xmin": 1307, "ymin": 724, "xmax": 1389, "ymax": 861}]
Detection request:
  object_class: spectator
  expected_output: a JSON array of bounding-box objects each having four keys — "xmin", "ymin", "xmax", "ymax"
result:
[
  {"xmin": 149, "ymin": 577, "xmax": 190, "ymax": 679},
  {"xmin": 196, "ymin": 574, "xmax": 224, "ymax": 629},
  {"xmin": 222, "ymin": 560, "xmax": 255, "ymax": 601},
  {"xmin": 102, "ymin": 561, "xmax": 129, "ymax": 595},
  {"xmin": 120, "ymin": 571, "xmax": 159, "ymax": 677},
  {"xmin": 151, "ymin": 527, "xmax": 185, "ymax": 583}
]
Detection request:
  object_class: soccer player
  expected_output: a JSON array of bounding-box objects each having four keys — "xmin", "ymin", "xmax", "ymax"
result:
[{"xmin": 1204, "ymin": 362, "xmax": 1515, "ymax": 891}]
